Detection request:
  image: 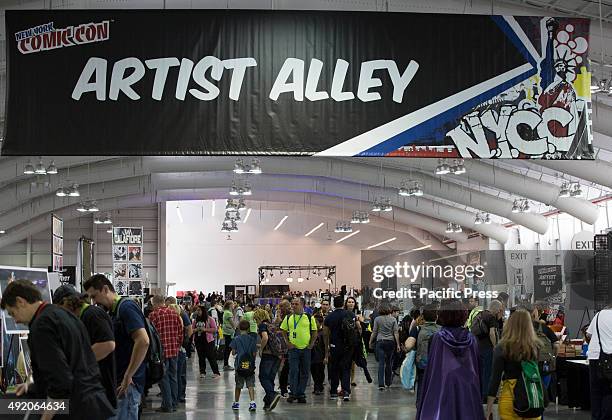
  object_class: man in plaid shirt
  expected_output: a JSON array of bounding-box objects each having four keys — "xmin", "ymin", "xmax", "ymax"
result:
[{"xmin": 149, "ymin": 295, "xmax": 183, "ymax": 412}]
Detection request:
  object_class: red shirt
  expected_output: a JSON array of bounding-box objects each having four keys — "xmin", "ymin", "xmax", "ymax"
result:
[{"xmin": 149, "ymin": 306, "xmax": 183, "ymax": 359}]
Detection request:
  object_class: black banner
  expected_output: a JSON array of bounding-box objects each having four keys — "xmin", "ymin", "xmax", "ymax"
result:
[
  {"xmin": 4, "ymin": 11, "xmax": 592, "ymax": 157},
  {"xmin": 533, "ymin": 265, "xmax": 563, "ymax": 300}
]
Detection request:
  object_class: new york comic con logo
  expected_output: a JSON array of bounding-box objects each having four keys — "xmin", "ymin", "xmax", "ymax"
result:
[{"xmin": 15, "ymin": 21, "xmax": 110, "ymax": 54}]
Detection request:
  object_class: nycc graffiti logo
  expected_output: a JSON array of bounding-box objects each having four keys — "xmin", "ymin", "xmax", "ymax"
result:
[
  {"xmin": 15, "ymin": 21, "xmax": 109, "ymax": 54},
  {"xmin": 448, "ymin": 18, "xmax": 591, "ymax": 159}
]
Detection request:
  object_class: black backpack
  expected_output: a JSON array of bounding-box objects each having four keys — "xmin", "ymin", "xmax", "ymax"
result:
[
  {"xmin": 470, "ymin": 312, "xmax": 489, "ymax": 339},
  {"xmin": 115, "ymin": 298, "xmax": 165, "ymax": 386},
  {"xmin": 341, "ymin": 313, "xmax": 358, "ymax": 350},
  {"xmin": 235, "ymin": 337, "xmax": 256, "ymax": 378}
]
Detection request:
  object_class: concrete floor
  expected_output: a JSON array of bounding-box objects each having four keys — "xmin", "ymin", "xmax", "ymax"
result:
[{"xmin": 142, "ymin": 356, "xmax": 592, "ymax": 420}]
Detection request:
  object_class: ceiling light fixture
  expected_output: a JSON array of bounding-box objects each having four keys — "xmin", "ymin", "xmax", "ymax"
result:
[
  {"xmin": 305, "ymin": 222, "xmax": 325, "ymax": 237},
  {"xmin": 453, "ymin": 223, "xmax": 462, "ymax": 233},
  {"xmin": 274, "ymin": 215, "xmax": 288, "ymax": 231},
  {"xmin": 0, "ymin": 230, "xmax": 6, "ymax": 234},
  {"xmin": 77, "ymin": 203, "xmax": 88, "ymax": 212},
  {"xmin": 68, "ymin": 184, "xmax": 80, "ymax": 197},
  {"xmin": 367, "ymin": 237, "xmax": 397, "ymax": 250},
  {"xmin": 397, "ymin": 244, "xmax": 432, "ymax": 256},
  {"xmin": 23, "ymin": 160, "xmax": 35, "ymax": 175},
  {"xmin": 35, "ymin": 159, "xmax": 47, "ymax": 175},
  {"xmin": 46, "ymin": 161, "xmax": 58, "ymax": 175},
  {"xmin": 334, "ymin": 221, "xmax": 352, "ymax": 233},
  {"xmin": 249, "ymin": 159, "xmax": 262, "ymax": 174},
  {"xmin": 570, "ymin": 182, "xmax": 583, "ymax": 197},
  {"xmin": 435, "ymin": 158, "xmax": 450, "ymax": 175},
  {"xmin": 106, "ymin": 227, "xmax": 113, "ymax": 234},
  {"xmin": 336, "ymin": 229, "xmax": 360, "ymax": 243},
  {"xmin": 485, "ymin": 213, "xmax": 492, "ymax": 224},
  {"xmin": 94, "ymin": 216, "xmax": 103, "ymax": 224},
  {"xmin": 559, "ymin": 182, "xmax": 571, "ymax": 198},
  {"xmin": 511, "ymin": 199, "xmax": 521, "ymax": 213},
  {"xmin": 56, "ymin": 187, "xmax": 67, "ymax": 197},
  {"xmin": 233, "ymin": 158, "xmax": 245, "ymax": 174},
  {"xmin": 103, "ymin": 214, "xmax": 112, "ymax": 224},
  {"xmin": 446, "ymin": 222, "xmax": 454, "ymax": 233},
  {"xmin": 229, "ymin": 183, "xmax": 240, "ymax": 196},
  {"xmin": 451, "ymin": 159, "xmax": 466, "ymax": 175}
]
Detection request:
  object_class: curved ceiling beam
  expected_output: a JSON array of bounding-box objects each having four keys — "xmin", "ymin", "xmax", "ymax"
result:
[
  {"xmin": 152, "ymin": 173, "xmax": 510, "ymax": 243},
  {"xmin": 536, "ymin": 159, "xmax": 612, "ymax": 191},
  {"xmin": 0, "ymin": 189, "xmax": 465, "ymax": 250},
  {"xmin": 385, "ymin": 158, "xmax": 600, "ymax": 224}
]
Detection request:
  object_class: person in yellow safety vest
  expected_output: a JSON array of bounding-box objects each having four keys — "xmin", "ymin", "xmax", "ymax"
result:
[{"xmin": 465, "ymin": 297, "xmax": 483, "ymax": 329}]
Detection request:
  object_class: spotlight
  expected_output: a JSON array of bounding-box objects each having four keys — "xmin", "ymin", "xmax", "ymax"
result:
[
  {"xmin": 88, "ymin": 203, "xmax": 99, "ymax": 212},
  {"xmin": 286, "ymin": 277, "xmax": 293, "ymax": 283},
  {"xmin": 453, "ymin": 223, "xmax": 462, "ymax": 233},
  {"xmin": 521, "ymin": 200, "xmax": 531, "ymax": 213},
  {"xmin": 56, "ymin": 187, "xmax": 67, "ymax": 197},
  {"xmin": 241, "ymin": 183, "xmax": 252, "ymax": 196},
  {"xmin": 0, "ymin": 230, "xmax": 5, "ymax": 234},
  {"xmin": 297, "ymin": 277, "xmax": 304, "ymax": 283},
  {"xmin": 77, "ymin": 203, "xmax": 88, "ymax": 212},
  {"xmin": 229, "ymin": 183, "xmax": 240, "ymax": 196},
  {"xmin": 474, "ymin": 213, "xmax": 483, "ymax": 225},
  {"xmin": 371, "ymin": 200, "xmax": 382, "ymax": 212},
  {"xmin": 484, "ymin": 214, "xmax": 492, "ymax": 224},
  {"xmin": 351, "ymin": 211, "xmax": 362, "ymax": 224},
  {"xmin": 382, "ymin": 198, "xmax": 393, "ymax": 212},
  {"xmin": 94, "ymin": 217, "xmax": 103, "ymax": 224},
  {"xmin": 398, "ymin": 183, "xmax": 410, "ymax": 197},
  {"xmin": 106, "ymin": 226, "xmax": 113, "ymax": 233},
  {"xmin": 511, "ymin": 199, "xmax": 521, "ymax": 213},
  {"xmin": 226, "ymin": 200, "xmax": 238, "ymax": 210},
  {"xmin": 360, "ymin": 212, "xmax": 370, "ymax": 224},
  {"xmin": 412, "ymin": 182, "xmax": 423, "ymax": 196},
  {"xmin": 103, "ymin": 215, "xmax": 112, "ymax": 224},
  {"xmin": 23, "ymin": 160, "xmax": 35, "ymax": 175}
]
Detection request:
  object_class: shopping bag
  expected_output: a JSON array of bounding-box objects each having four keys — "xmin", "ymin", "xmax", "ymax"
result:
[{"xmin": 400, "ymin": 350, "xmax": 416, "ymax": 390}]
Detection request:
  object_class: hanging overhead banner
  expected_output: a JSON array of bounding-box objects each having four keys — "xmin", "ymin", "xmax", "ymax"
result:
[{"xmin": 3, "ymin": 10, "xmax": 593, "ymax": 158}]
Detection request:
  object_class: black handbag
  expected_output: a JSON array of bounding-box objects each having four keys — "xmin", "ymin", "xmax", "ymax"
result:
[{"xmin": 596, "ymin": 311, "xmax": 612, "ymax": 382}]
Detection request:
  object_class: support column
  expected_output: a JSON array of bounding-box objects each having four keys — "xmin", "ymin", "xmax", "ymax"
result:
[
  {"xmin": 157, "ymin": 202, "xmax": 167, "ymax": 294},
  {"xmin": 26, "ymin": 235, "xmax": 32, "ymax": 268}
]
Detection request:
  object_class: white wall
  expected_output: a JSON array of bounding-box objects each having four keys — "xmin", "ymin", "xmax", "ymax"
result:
[{"xmin": 165, "ymin": 200, "xmax": 424, "ymax": 293}]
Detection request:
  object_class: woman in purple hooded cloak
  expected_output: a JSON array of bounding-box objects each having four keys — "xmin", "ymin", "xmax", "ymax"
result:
[{"xmin": 416, "ymin": 298, "xmax": 485, "ymax": 420}]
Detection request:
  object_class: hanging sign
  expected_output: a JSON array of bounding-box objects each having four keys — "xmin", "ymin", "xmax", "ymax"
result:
[
  {"xmin": 112, "ymin": 226, "xmax": 143, "ymax": 296},
  {"xmin": 533, "ymin": 265, "xmax": 562, "ymax": 300},
  {"xmin": 3, "ymin": 11, "xmax": 592, "ymax": 158}
]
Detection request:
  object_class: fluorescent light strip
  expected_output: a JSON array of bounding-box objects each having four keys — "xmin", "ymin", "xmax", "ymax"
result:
[
  {"xmin": 336, "ymin": 229, "xmax": 360, "ymax": 243},
  {"xmin": 274, "ymin": 215, "xmax": 288, "ymax": 231},
  {"xmin": 211, "ymin": 200, "xmax": 215, "ymax": 217},
  {"xmin": 397, "ymin": 244, "xmax": 432, "ymax": 256},
  {"xmin": 428, "ymin": 251, "xmax": 473, "ymax": 263},
  {"xmin": 305, "ymin": 222, "xmax": 325, "ymax": 237},
  {"xmin": 243, "ymin": 208, "xmax": 252, "ymax": 224},
  {"xmin": 176, "ymin": 205, "xmax": 184, "ymax": 224},
  {"xmin": 367, "ymin": 237, "xmax": 397, "ymax": 250}
]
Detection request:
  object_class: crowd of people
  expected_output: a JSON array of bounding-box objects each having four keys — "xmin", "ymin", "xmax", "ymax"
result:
[{"xmin": 1, "ymin": 276, "xmax": 611, "ymax": 420}]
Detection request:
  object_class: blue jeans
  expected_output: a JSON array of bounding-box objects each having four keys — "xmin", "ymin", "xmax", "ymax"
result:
[
  {"xmin": 160, "ymin": 356, "xmax": 178, "ymax": 410},
  {"xmin": 479, "ymin": 346, "xmax": 493, "ymax": 401},
  {"xmin": 288, "ymin": 348, "xmax": 311, "ymax": 398},
  {"xmin": 109, "ymin": 384, "xmax": 140, "ymax": 420},
  {"xmin": 376, "ymin": 340, "xmax": 395, "ymax": 387},
  {"xmin": 177, "ymin": 350, "xmax": 187, "ymax": 401},
  {"xmin": 259, "ymin": 355, "xmax": 281, "ymax": 405}
]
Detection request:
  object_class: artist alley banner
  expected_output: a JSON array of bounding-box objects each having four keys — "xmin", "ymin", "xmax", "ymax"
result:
[{"xmin": 3, "ymin": 11, "xmax": 593, "ymax": 158}]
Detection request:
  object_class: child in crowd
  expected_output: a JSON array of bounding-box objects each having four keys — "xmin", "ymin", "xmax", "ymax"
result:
[{"xmin": 231, "ymin": 320, "xmax": 258, "ymax": 411}]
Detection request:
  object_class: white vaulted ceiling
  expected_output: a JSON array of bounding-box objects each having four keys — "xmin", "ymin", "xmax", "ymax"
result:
[{"xmin": 0, "ymin": 0, "xmax": 610, "ymax": 249}]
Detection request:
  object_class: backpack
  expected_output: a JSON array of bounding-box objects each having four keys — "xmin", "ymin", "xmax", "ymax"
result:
[
  {"xmin": 513, "ymin": 360, "xmax": 545, "ymax": 418},
  {"xmin": 264, "ymin": 322, "xmax": 288, "ymax": 357},
  {"xmin": 235, "ymin": 337, "xmax": 256, "ymax": 378},
  {"xmin": 415, "ymin": 323, "xmax": 440, "ymax": 370},
  {"xmin": 341, "ymin": 314, "xmax": 359, "ymax": 351},
  {"xmin": 534, "ymin": 322, "xmax": 556, "ymax": 371},
  {"xmin": 595, "ymin": 312, "xmax": 612, "ymax": 382},
  {"xmin": 470, "ymin": 312, "xmax": 489, "ymax": 339},
  {"xmin": 115, "ymin": 298, "xmax": 165, "ymax": 386}
]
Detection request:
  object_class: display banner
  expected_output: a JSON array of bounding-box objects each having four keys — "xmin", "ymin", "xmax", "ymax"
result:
[
  {"xmin": 51, "ymin": 214, "xmax": 63, "ymax": 273},
  {"xmin": 4, "ymin": 11, "xmax": 592, "ymax": 158},
  {"xmin": 112, "ymin": 227, "xmax": 143, "ymax": 296},
  {"xmin": 533, "ymin": 265, "xmax": 563, "ymax": 301}
]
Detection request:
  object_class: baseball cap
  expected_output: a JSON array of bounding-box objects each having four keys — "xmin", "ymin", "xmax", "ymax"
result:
[{"xmin": 52, "ymin": 284, "xmax": 80, "ymax": 304}]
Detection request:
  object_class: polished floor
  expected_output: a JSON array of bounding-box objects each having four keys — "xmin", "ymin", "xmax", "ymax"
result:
[{"xmin": 142, "ymin": 355, "xmax": 592, "ymax": 420}]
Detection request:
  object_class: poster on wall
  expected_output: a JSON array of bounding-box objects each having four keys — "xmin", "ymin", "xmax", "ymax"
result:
[
  {"xmin": 533, "ymin": 265, "xmax": 563, "ymax": 301},
  {"xmin": 112, "ymin": 227, "xmax": 143, "ymax": 296},
  {"xmin": 0, "ymin": 266, "xmax": 51, "ymax": 334},
  {"xmin": 3, "ymin": 11, "xmax": 592, "ymax": 158},
  {"xmin": 51, "ymin": 214, "xmax": 63, "ymax": 273}
]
